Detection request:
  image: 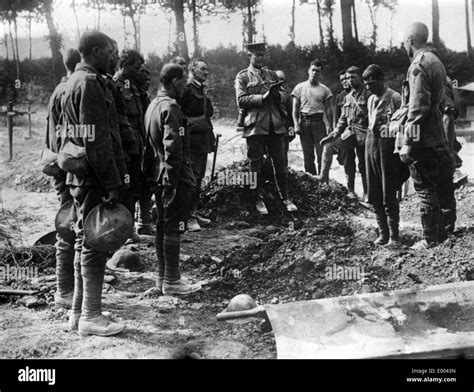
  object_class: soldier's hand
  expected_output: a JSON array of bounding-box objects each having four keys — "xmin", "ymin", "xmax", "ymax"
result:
[
  {"xmin": 320, "ymin": 130, "xmax": 338, "ymax": 146},
  {"xmin": 399, "ymin": 145, "xmax": 413, "ymax": 164},
  {"xmin": 295, "ymin": 125, "xmax": 302, "ymax": 135},
  {"xmin": 102, "ymin": 189, "xmax": 120, "ymax": 207},
  {"xmin": 162, "ymin": 186, "xmax": 177, "ymax": 208}
]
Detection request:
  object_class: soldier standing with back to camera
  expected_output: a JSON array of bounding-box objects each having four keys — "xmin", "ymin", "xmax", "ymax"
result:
[
  {"xmin": 400, "ymin": 22, "xmax": 456, "ymax": 250},
  {"xmin": 142, "ymin": 63, "xmax": 201, "ymax": 295},
  {"xmin": 61, "ymin": 30, "xmax": 126, "ymax": 336},
  {"xmin": 45, "ymin": 48, "xmax": 81, "ymax": 309},
  {"xmin": 181, "ymin": 59, "xmax": 215, "ymax": 232},
  {"xmin": 235, "ymin": 42, "xmax": 297, "ymax": 215}
]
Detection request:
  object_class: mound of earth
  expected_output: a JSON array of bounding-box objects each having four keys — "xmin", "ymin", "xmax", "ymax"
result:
[{"xmin": 199, "ymin": 160, "xmax": 359, "ymax": 225}]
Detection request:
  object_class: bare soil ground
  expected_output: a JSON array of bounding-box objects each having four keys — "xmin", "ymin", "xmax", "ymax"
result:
[{"xmin": 0, "ymin": 110, "xmax": 473, "ymax": 359}]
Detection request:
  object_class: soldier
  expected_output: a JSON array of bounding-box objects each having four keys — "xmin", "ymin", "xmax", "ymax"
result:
[
  {"xmin": 316, "ymin": 66, "xmax": 370, "ymax": 201},
  {"xmin": 115, "ymin": 50, "xmax": 154, "ymax": 237},
  {"xmin": 292, "ymin": 59, "xmax": 333, "ymax": 175},
  {"xmin": 45, "ymin": 48, "xmax": 81, "ymax": 309},
  {"xmin": 107, "ymin": 40, "xmax": 138, "ymax": 198},
  {"xmin": 363, "ymin": 64, "xmax": 409, "ymax": 248},
  {"xmin": 335, "ymin": 70, "xmax": 351, "ymax": 124},
  {"xmin": 235, "ymin": 42, "xmax": 297, "ymax": 215},
  {"xmin": 137, "ymin": 66, "xmax": 151, "ymax": 112},
  {"xmin": 142, "ymin": 63, "xmax": 201, "ymax": 295},
  {"xmin": 400, "ymin": 22, "xmax": 456, "ymax": 250},
  {"xmin": 62, "ymin": 30, "xmax": 126, "ymax": 336},
  {"xmin": 181, "ymin": 59, "xmax": 215, "ymax": 232},
  {"xmin": 172, "ymin": 56, "xmax": 189, "ymax": 78},
  {"xmin": 275, "ymin": 70, "xmax": 295, "ymax": 158},
  {"xmin": 104, "ymin": 39, "xmax": 129, "ymax": 197}
]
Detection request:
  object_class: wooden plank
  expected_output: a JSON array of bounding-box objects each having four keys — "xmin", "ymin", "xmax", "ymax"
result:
[{"xmin": 265, "ymin": 281, "xmax": 474, "ymax": 359}]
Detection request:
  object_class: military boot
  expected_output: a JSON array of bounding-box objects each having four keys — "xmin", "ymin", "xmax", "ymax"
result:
[
  {"xmin": 374, "ymin": 211, "xmax": 389, "ymax": 245},
  {"xmin": 346, "ymin": 173, "xmax": 358, "ymax": 200}
]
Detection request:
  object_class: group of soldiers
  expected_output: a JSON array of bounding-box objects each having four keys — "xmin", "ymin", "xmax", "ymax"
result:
[
  {"xmin": 236, "ymin": 22, "xmax": 460, "ymax": 251},
  {"xmin": 45, "ymin": 30, "xmax": 214, "ymax": 337},
  {"xmin": 43, "ymin": 21, "xmax": 462, "ymax": 338}
]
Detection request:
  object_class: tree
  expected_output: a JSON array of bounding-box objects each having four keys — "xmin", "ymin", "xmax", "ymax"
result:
[
  {"xmin": 0, "ymin": 0, "xmax": 39, "ymax": 80},
  {"xmin": 340, "ymin": 0, "xmax": 354, "ymax": 48},
  {"xmin": 104, "ymin": 0, "xmax": 147, "ymax": 51},
  {"xmin": 38, "ymin": 0, "xmax": 63, "ymax": 82},
  {"xmin": 289, "ymin": 0, "xmax": 296, "ymax": 43},
  {"xmin": 432, "ymin": 0, "xmax": 440, "ymax": 49},
  {"xmin": 322, "ymin": 0, "xmax": 335, "ymax": 48},
  {"xmin": 466, "ymin": 0, "xmax": 472, "ymax": 57}
]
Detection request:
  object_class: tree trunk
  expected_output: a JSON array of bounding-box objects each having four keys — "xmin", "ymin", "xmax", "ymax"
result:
[
  {"xmin": 432, "ymin": 0, "xmax": 440, "ymax": 49},
  {"xmin": 316, "ymin": 0, "xmax": 325, "ymax": 51},
  {"xmin": 13, "ymin": 16, "xmax": 20, "ymax": 80},
  {"xmin": 192, "ymin": 0, "xmax": 201, "ymax": 57},
  {"xmin": 246, "ymin": 0, "xmax": 254, "ymax": 44},
  {"xmin": 129, "ymin": 9, "xmax": 140, "ymax": 51},
  {"xmin": 340, "ymin": 0, "xmax": 353, "ymax": 48},
  {"xmin": 4, "ymin": 33, "xmax": 9, "ymax": 61},
  {"xmin": 173, "ymin": 0, "xmax": 189, "ymax": 59},
  {"xmin": 290, "ymin": 0, "xmax": 296, "ymax": 43},
  {"xmin": 466, "ymin": 0, "xmax": 472, "ymax": 56},
  {"xmin": 96, "ymin": 0, "xmax": 101, "ymax": 30},
  {"xmin": 352, "ymin": 0, "xmax": 359, "ymax": 42},
  {"xmin": 367, "ymin": 3, "xmax": 377, "ymax": 51},
  {"xmin": 72, "ymin": 0, "xmax": 81, "ymax": 39},
  {"xmin": 123, "ymin": 13, "xmax": 128, "ymax": 48},
  {"xmin": 28, "ymin": 12, "xmax": 32, "ymax": 60},
  {"xmin": 327, "ymin": 4, "xmax": 335, "ymax": 47},
  {"xmin": 8, "ymin": 20, "xmax": 16, "ymax": 64},
  {"xmin": 43, "ymin": 0, "xmax": 63, "ymax": 83}
]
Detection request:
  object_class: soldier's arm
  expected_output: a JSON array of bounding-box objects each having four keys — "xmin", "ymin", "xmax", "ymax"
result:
[
  {"xmin": 405, "ymin": 66, "xmax": 431, "ymax": 145},
  {"xmin": 235, "ymin": 73, "xmax": 264, "ymax": 109},
  {"xmin": 325, "ymin": 94, "xmax": 334, "ymax": 131},
  {"xmin": 80, "ymin": 79, "xmax": 122, "ymax": 192},
  {"xmin": 292, "ymin": 96, "xmax": 301, "ymax": 132},
  {"xmin": 392, "ymin": 92, "xmax": 402, "ymax": 112},
  {"xmin": 161, "ymin": 104, "xmax": 184, "ymax": 188},
  {"xmin": 334, "ymin": 95, "xmax": 349, "ymax": 135}
]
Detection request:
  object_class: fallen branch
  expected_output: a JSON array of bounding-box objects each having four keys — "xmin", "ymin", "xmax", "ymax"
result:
[{"xmin": 0, "ymin": 289, "xmax": 39, "ymax": 296}]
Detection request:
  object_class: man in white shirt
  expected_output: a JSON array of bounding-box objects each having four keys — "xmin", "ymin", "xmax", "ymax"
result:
[{"xmin": 292, "ymin": 59, "xmax": 333, "ymax": 175}]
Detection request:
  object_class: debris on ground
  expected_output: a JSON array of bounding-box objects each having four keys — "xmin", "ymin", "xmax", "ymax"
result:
[{"xmin": 199, "ymin": 160, "xmax": 359, "ymax": 225}]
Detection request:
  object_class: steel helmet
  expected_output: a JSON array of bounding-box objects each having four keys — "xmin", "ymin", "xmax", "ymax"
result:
[
  {"xmin": 84, "ymin": 202, "xmax": 133, "ymax": 252},
  {"xmin": 55, "ymin": 199, "xmax": 77, "ymax": 242}
]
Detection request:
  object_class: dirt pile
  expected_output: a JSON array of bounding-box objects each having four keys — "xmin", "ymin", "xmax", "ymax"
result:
[
  {"xmin": 199, "ymin": 160, "xmax": 359, "ymax": 225},
  {"xmin": 189, "ymin": 216, "xmax": 474, "ymax": 306}
]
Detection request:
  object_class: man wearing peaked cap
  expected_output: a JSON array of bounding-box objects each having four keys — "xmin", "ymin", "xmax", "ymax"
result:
[{"xmin": 235, "ymin": 42, "xmax": 297, "ymax": 215}]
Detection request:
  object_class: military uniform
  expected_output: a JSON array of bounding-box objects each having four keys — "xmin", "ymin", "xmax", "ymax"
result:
[
  {"xmin": 114, "ymin": 73, "xmax": 153, "ymax": 231},
  {"xmin": 235, "ymin": 64, "xmax": 289, "ymax": 200},
  {"xmin": 46, "ymin": 76, "xmax": 75, "ymax": 303},
  {"xmin": 142, "ymin": 90, "xmax": 196, "ymax": 284},
  {"xmin": 404, "ymin": 48, "xmax": 455, "ymax": 244},
  {"xmin": 365, "ymin": 87, "xmax": 409, "ymax": 242},
  {"xmin": 181, "ymin": 78, "xmax": 215, "ymax": 214},
  {"xmin": 321, "ymin": 86, "xmax": 371, "ymax": 195},
  {"xmin": 62, "ymin": 63, "xmax": 125, "ymax": 322}
]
